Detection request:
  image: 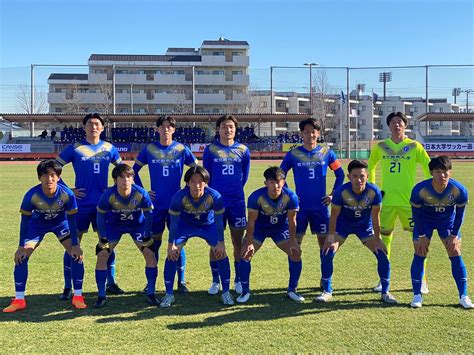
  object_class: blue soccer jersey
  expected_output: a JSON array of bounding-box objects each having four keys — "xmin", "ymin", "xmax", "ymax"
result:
[
  {"xmin": 247, "ymin": 186, "xmax": 299, "ymax": 231},
  {"xmin": 202, "ymin": 141, "xmax": 250, "ymax": 202},
  {"xmin": 57, "ymin": 139, "xmax": 122, "ymax": 207},
  {"xmin": 134, "ymin": 141, "xmax": 197, "ymax": 209},
  {"xmin": 280, "ymin": 144, "xmax": 343, "ymax": 211},
  {"xmin": 332, "ymin": 182, "xmax": 382, "ymax": 231}
]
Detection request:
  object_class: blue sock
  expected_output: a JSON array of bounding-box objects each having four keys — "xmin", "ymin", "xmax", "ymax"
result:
[
  {"xmin": 95, "ymin": 269, "xmax": 107, "ymax": 298},
  {"xmin": 234, "ymin": 260, "xmax": 241, "ymax": 283},
  {"xmin": 63, "ymin": 252, "xmax": 72, "ymax": 289},
  {"xmin": 107, "ymin": 250, "xmax": 117, "ymax": 285},
  {"xmin": 14, "ymin": 258, "xmax": 29, "ymax": 293},
  {"xmin": 319, "ymin": 249, "xmax": 323, "ymax": 275},
  {"xmin": 374, "ymin": 251, "xmax": 390, "ymax": 294},
  {"xmin": 177, "ymin": 248, "xmax": 186, "ymax": 284},
  {"xmin": 164, "ymin": 258, "xmax": 177, "ymax": 295},
  {"xmin": 321, "ymin": 249, "xmax": 335, "ymax": 293},
  {"xmin": 288, "ymin": 257, "xmax": 302, "ymax": 292},
  {"xmin": 450, "ymin": 255, "xmax": 468, "ymax": 298},
  {"xmin": 153, "ymin": 239, "xmax": 162, "ymax": 262},
  {"xmin": 145, "ymin": 267, "xmax": 158, "ymax": 295},
  {"xmin": 71, "ymin": 258, "xmax": 85, "ymax": 292},
  {"xmin": 411, "ymin": 254, "xmax": 425, "ymax": 295},
  {"xmin": 210, "ymin": 260, "xmax": 219, "ymax": 283},
  {"xmin": 217, "ymin": 257, "xmax": 231, "ymax": 293},
  {"xmin": 239, "ymin": 259, "xmax": 251, "ymax": 293}
]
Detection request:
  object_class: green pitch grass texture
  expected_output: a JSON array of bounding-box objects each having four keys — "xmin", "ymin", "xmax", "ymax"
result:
[{"xmin": 0, "ymin": 161, "xmax": 472, "ymax": 352}]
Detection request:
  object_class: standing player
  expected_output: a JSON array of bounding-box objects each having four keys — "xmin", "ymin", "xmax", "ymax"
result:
[
  {"xmin": 93, "ymin": 164, "xmax": 157, "ymax": 308},
  {"xmin": 133, "ymin": 115, "xmax": 197, "ymax": 294},
  {"xmin": 3, "ymin": 160, "xmax": 86, "ymax": 312},
  {"xmin": 317, "ymin": 160, "xmax": 397, "ymax": 304},
  {"xmin": 237, "ymin": 167, "xmax": 303, "ymax": 303},
  {"xmin": 368, "ymin": 112, "xmax": 431, "ymax": 293},
  {"xmin": 409, "ymin": 156, "xmax": 472, "ymax": 309},
  {"xmin": 160, "ymin": 166, "xmax": 234, "ymax": 307},
  {"xmin": 56, "ymin": 113, "xmax": 123, "ymax": 300},
  {"xmin": 280, "ymin": 118, "xmax": 344, "ymax": 286},
  {"xmin": 203, "ymin": 114, "xmax": 250, "ymax": 295}
]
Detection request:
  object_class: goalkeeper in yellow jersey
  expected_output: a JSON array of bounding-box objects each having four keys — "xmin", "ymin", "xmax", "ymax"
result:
[{"xmin": 368, "ymin": 112, "xmax": 430, "ymax": 293}]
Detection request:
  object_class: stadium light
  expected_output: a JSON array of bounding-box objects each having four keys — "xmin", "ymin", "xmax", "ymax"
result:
[
  {"xmin": 379, "ymin": 72, "xmax": 392, "ymax": 101},
  {"xmin": 304, "ymin": 63, "xmax": 319, "ymax": 116},
  {"xmin": 460, "ymin": 89, "xmax": 474, "ymax": 113}
]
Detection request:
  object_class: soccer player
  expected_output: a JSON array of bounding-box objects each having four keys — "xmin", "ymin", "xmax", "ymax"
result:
[
  {"xmin": 237, "ymin": 167, "xmax": 303, "ymax": 303},
  {"xmin": 409, "ymin": 155, "xmax": 472, "ymax": 309},
  {"xmin": 160, "ymin": 166, "xmax": 234, "ymax": 307},
  {"xmin": 133, "ymin": 115, "xmax": 198, "ymax": 294},
  {"xmin": 56, "ymin": 113, "xmax": 123, "ymax": 300},
  {"xmin": 3, "ymin": 160, "xmax": 86, "ymax": 313},
  {"xmin": 316, "ymin": 160, "xmax": 397, "ymax": 304},
  {"xmin": 93, "ymin": 164, "xmax": 157, "ymax": 308},
  {"xmin": 280, "ymin": 118, "xmax": 344, "ymax": 286},
  {"xmin": 368, "ymin": 112, "xmax": 431, "ymax": 293},
  {"xmin": 203, "ymin": 114, "xmax": 250, "ymax": 295}
]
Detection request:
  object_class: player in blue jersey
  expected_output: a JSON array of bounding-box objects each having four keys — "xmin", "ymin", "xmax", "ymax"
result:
[
  {"xmin": 409, "ymin": 155, "xmax": 472, "ymax": 309},
  {"xmin": 133, "ymin": 115, "xmax": 197, "ymax": 294},
  {"xmin": 203, "ymin": 114, "xmax": 251, "ymax": 295},
  {"xmin": 56, "ymin": 113, "xmax": 123, "ymax": 300},
  {"xmin": 3, "ymin": 160, "xmax": 86, "ymax": 313},
  {"xmin": 160, "ymin": 165, "xmax": 234, "ymax": 307},
  {"xmin": 316, "ymin": 160, "xmax": 397, "ymax": 304},
  {"xmin": 280, "ymin": 118, "xmax": 344, "ymax": 287},
  {"xmin": 237, "ymin": 167, "xmax": 303, "ymax": 303},
  {"xmin": 93, "ymin": 164, "xmax": 157, "ymax": 308}
]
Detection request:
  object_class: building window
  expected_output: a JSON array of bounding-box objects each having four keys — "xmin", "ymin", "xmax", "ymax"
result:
[
  {"xmin": 232, "ymin": 71, "xmax": 243, "ymax": 75},
  {"xmin": 116, "ymin": 70, "xmax": 128, "ymax": 74},
  {"xmin": 54, "ymin": 88, "xmax": 62, "ymax": 93},
  {"xmin": 55, "ymin": 108, "xmax": 63, "ymax": 113},
  {"xmin": 212, "ymin": 51, "xmax": 224, "ymax": 56},
  {"xmin": 173, "ymin": 70, "xmax": 185, "ymax": 75},
  {"xmin": 260, "ymin": 101, "xmax": 267, "ymax": 108},
  {"xmin": 232, "ymin": 51, "xmax": 243, "ymax": 56},
  {"xmin": 212, "ymin": 70, "xmax": 224, "ymax": 75}
]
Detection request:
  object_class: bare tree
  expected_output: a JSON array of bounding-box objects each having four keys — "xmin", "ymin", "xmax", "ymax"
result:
[
  {"xmin": 311, "ymin": 71, "xmax": 339, "ymax": 140},
  {"xmin": 63, "ymin": 83, "xmax": 84, "ymax": 114},
  {"xmin": 16, "ymin": 84, "xmax": 48, "ymax": 113},
  {"xmin": 91, "ymin": 82, "xmax": 113, "ymax": 114}
]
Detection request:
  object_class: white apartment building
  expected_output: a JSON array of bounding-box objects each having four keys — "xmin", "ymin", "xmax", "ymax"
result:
[{"xmin": 48, "ymin": 38, "xmax": 250, "ymax": 115}]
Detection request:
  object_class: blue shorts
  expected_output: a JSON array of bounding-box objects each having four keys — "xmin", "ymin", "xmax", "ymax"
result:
[
  {"xmin": 413, "ymin": 227, "xmax": 459, "ymax": 241},
  {"xmin": 223, "ymin": 199, "xmax": 247, "ymax": 230},
  {"xmin": 173, "ymin": 224, "xmax": 220, "ymax": 247},
  {"xmin": 23, "ymin": 220, "xmax": 71, "ymax": 247},
  {"xmin": 76, "ymin": 204, "xmax": 97, "ymax": 234},
  {"xmin": 107, "ymin": 224, "xmax": 146, "ymax": 244},
  {"xmin": 296, "ymin": 208, "xmax": 329, "ymax": 236},
  {"xmin": 336, "ymin": 225, "xmax": 374, "ymax": 242},
  {"xmin": 253, "ymin": 228, "xmax": 290, "ymax": 245},
  {"xmin": 152, "ymin": 209, "xmax": 170, "ymax": 235}
]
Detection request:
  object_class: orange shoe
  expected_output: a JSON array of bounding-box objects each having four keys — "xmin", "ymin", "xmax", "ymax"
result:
[
  {"xmin": 72, "ymin": 295, "xmax": 87, "ymax": 309},
  {"xmin": 3, "ymin": 298, "xmax": 26, "ymax": 313}
]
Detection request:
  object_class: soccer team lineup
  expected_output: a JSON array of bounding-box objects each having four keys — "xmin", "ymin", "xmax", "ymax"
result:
[{"xmin": 2, "ymin": 112, "xmax": 472, "ymax": 313}]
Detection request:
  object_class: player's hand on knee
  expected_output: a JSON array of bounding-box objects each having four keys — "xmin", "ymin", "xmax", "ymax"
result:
[
  {"xmin": 414, "ymin": 236, "xmax": 429, "ymax": 256},
  {"xmin": 167, "ymin": 243, "xmax": 179, "ymax": 261},
  {"xmin": 322, "ymin": 235, "xmax": 337, "ymax": 255},
  {"xmin": 72, "ymin": 188, "xmax": 86, "ymax": 199},
  {"xmin": 375, "ymin": 240, "xmax": 388, "ymax": 255},
  {"xmin": 321, "ymin": 195, "xmax": 332, "ymax": 206},
  {"xmin": 71, "ymin": 245, "xmax": 84, "ymax": 262},
  {"xmin": 242, "ymin": 242, "xmax": 255, "ymax": 259},
  {"xmin": 213, "ymin": 242, "xmax": 226, "ymax": 259},
  {"xmin": 289, "ymin": 239, "xmax": 301, "ymax": 257},
  {"xmin": 14, "ymin": 247, "xmax": 28, "ymax": 265},
  {"xmin": 445, "ymin": 235, "xmax": 461, "ymax": 256},
  {"xmin": 148, "ymin": 190, "xmax": 156, "ymax": 201}
]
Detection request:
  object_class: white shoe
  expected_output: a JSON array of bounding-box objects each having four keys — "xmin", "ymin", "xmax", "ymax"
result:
[
  {"xmin": 236, "ymin": 292, "xmax": 251, "ymax": 303},
  {"xmin": 221, "ymin": 291, "xmax": 234, "ymax": 305},
  {"xmin": 287, "ymin": 291, "xmax": 305, "ymax": 303},
  {"xmin": 421, "ymin": 281, "xmax": 429, "ymax": 295},
  {"xmin": 411, "ymin": 294, "xmax": 423, "ymax": 308},
  {"xmin": 373, "ymin": 281, "xmax": 382, "ymax": 293},
  {"xmin": 315, "ymin": 292, "xmax": 333, "ymax": 303},
  {"xmin": 208, "ymin": 282, "xmax": 220, "ymax": 295},
  {"xmin": 381, "ymin": 292, "xmax": 398, "ymax": 304},
  {"xmin": 159, "ymin": 294, "xmax": 175, "ymax": 308},
  {"xmin": 459, "ymin": 295, "xmax": 474, "ymax": 309},
  {"xmin": 234, "ymin": 282, "xmax": 243, "ymax": 294}
]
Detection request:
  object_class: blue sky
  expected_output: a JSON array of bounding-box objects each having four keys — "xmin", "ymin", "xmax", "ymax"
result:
[{"xmin": 0, "ymin": 0, "xmax": 473, "ymax": 111}]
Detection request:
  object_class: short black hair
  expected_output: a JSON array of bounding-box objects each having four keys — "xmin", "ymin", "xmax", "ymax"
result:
[
  {"xmin": 112, "ymin": 163, "xmax": 135, "ymax": 180},
  {"xmin": 429, "ymin": 155, "xmax": 452, "ymax": 171},
  {"xmin": 299, "ymin": 118, "xmax": 321, "ymax": 132},
  {"xmin": 347, "ymin": 159, "xmax": 368, "ymax": 173},
  {"xmin": 37, "ymin": 159, "xmax": 62, "ymax": 178},
  {"xmin": 156, "ymin": 115, "xmax": 176, "ymax": 128},
  {"xmin": 263, "ymin": 166, "xmax": 286, "ymax": 181},
  {"xmin": 216, "ymin": 114, "xmax": 238, "ymax": 129},
  {"xmin": 184, "ymin": 165, "xmax": 210, "ymax": 184},
  {"xmin": 386, "ymin": 112, "xmax": 408, "ymax": 126},
  {"xmin": 83, "ymin": 113, "xmax": 105, "ymax": 126}
]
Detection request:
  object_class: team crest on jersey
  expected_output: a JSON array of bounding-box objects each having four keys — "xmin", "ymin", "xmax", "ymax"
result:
[
  {"xmin": 131, "ymin": 199, "xmax": 138, "ymax": 205},
  {"xmin": 448, "ymin": 194, "xmax": 454, "ymax": 201},
  {"xmin": 204, "ymin": 202, "xmax": 210, "ymax": 209},
  {"xmin": 403, "ymin": 146, "xmax": 410, "ymax": 152},
  {"xmin": 278, "ymin": 201, "xmax": 284, "ymax": 209},
  {"xmin": 57, "ymin": 200, "xmax": 64, "ymax": 206},
  {"xmin": 364, "ymin": 196, "xmax": 370, "ymax": 204}
]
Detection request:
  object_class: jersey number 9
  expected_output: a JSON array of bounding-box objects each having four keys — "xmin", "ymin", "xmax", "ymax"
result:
[{"xmin": 93, "ymin": 162, "xmax": 100, "ymax": 174}]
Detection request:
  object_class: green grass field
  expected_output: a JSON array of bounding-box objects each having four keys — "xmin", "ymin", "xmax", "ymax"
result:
[{"xmin": 0, "ymin": 160, "xmax": 473, "ymax": 352}]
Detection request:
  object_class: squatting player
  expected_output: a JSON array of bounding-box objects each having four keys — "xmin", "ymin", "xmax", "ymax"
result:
[
  {"xmin": 237, "ymin": 167, "xmax": 303, "ymax": 304},
  {"xmin": 409, "ymin": 155, "xmax": 472, "ymax": 309},
  {"xmin": 56, "ymin": 113, "xmax": 123, "ymax": 300},
  {"xmin": 160, "ymin": 166, "xmax": 234, "ymax": 307},
  {"xmin": 317, "ymin": 160, "xmax": 397, "ymax": 304},
  {"xmin": 203, "ymin": 114, "xmax": 250, "ymax": 295},
  {"xmin": 133, "ymin": 115, "xmax": 197, "ymax": 293},
  {"xmin": 93, "ymin": 164, "xmax": 157, "ymax": 308},
  {"xmin": 3, "ymin": 159, "xmax": 86, "ymax": 312}
]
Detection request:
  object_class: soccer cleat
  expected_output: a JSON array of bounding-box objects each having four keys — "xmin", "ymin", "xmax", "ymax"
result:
[
  {"xmin": 106, "ymin": 283, "xmax": 125, "ymax": 295},
  {"xmin": 459, "ymin": 296, "xmax": 474, "ymax": 309},
  {"xmin": 93, "ymin": 296, "xmax": 107, "ymax": 309},
  {"xmin": 410, "ymin": 294, "xmax": 423, "ymax": 308},
  {"xmin": 381, "ymin": 292, "xmax": 398, "ymax": 304},
  {"xmin": 421, "ymin": 281, "xmax": 430, "ymax": 295},
  {"xmin": 287, "ymin": 291, "xmax": 305, "ymax": 303},
  {"xmin": 315, "ymin": 292, "xmax": 333, "ymax": 303},
  {"xmin": 221, "ymin": 291, "xmax": 234, "ymax": 305},
  {"xmin": 178, "ymin": 282, "xmax": 189, "ymax": 294},
  {"xmin": 373, "ymin": 281, "xmax": 382, "ymax": 293},
  {"xmin": 160, "ymin": 294, "xmax": 175, "ymax": 308},
  {"xmin": 72, "ymin": 295, "xmax": 87, "ymax": 309},
  {"xmin": 59, "ymin": 288, "xmax": 73, "ymax": 301},
  {"xmin": 3, "ymin": 298, "xmax": 26, "ymax": 313},
  {"xmin": 145, "ymin": 294, "xmax": 160, "ymax": 306},
  {"xmin": 234, "ymin": 282, "xmax": 243, "ymax": 294},
  {"xmin": 208, "ymin": 282, "xmax": 221, "ymax": 295},
  {"xmin": 236, "ymin": 292, "xmax": 251, "ymax": 303}
]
